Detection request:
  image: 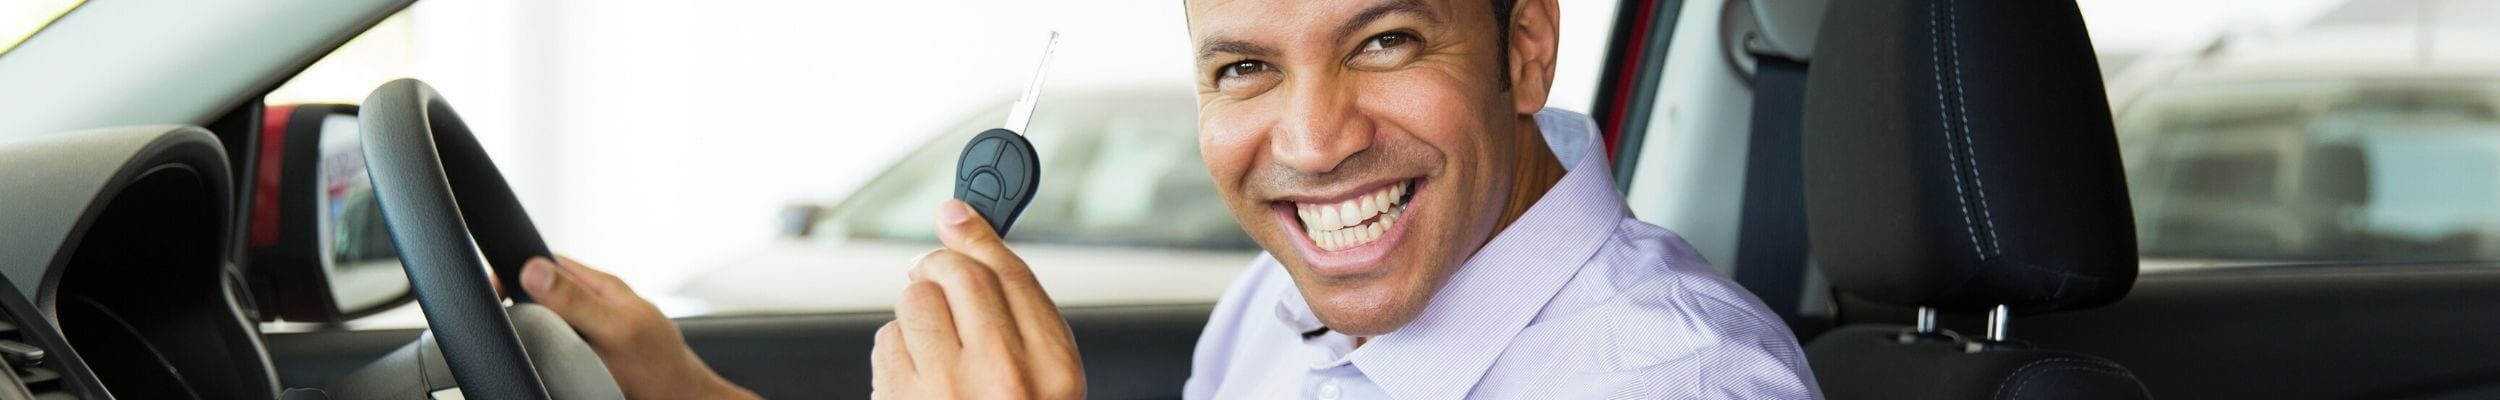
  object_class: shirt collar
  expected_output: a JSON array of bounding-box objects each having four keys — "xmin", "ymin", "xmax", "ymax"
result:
[{"xmin": 1271, "ymin": 108, "xmax": 1627, "ymax": 399}]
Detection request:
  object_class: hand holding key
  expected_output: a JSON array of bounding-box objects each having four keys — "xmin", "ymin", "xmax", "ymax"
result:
[
  {"xmin": 875, "ymin": 33, "xmax": 1085, "ymax": 400},
  {"xmin": 872, "ymin": 201, "xmax": 1084, "ymax": 399}
]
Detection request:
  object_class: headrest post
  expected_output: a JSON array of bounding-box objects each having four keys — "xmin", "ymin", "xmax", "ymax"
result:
[
  {"xmin": 1913, "ymin": 307, "xmax": 1937, "ymax": 333},
  {"xmin": 1984, "ymin": 305, "xmax": 2011, "ymax": 341}
]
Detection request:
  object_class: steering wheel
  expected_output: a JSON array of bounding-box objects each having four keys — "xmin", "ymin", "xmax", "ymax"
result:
[{"xmin": 359, "ymin": 78, "xmax": 606, "ymax": 399}]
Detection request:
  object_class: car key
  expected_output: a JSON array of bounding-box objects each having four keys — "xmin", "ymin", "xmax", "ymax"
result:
[{"xmin": 955, "ymin": 32, "xmax": 1059, "ymax": 235}]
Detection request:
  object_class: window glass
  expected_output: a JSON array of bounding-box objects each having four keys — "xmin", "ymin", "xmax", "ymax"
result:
[
  {"xmin": 2122, "ymin": 81, "xmax": 2500, "ymax": 263},
  {"xmin": 2099, "ymin": 0, "xmax": 2500, "ymax": 268}
]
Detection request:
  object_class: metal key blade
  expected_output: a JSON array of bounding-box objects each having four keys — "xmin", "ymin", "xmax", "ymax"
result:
[{"xmin": 1002, "ymin": 31, "xmax": 1060, "ymax": 135}]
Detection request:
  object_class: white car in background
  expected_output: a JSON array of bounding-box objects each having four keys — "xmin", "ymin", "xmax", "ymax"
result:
[
  {"xmin": 2108, "ymin": 0, "xmax": 2500, "ymax": 271},
  {"xmin": 674, "ymin": 87, "xmax": 1259, "ymax": 314}
]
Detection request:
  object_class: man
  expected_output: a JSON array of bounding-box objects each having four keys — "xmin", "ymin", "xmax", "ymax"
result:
[{"xmin": 518, "ymin": 0, "xmax": 1819, "ymax": 398}]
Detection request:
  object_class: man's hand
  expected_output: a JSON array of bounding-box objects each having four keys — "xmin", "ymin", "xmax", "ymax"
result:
[
  {"xmin": 872, "ymin": 200, "xmax": 1085, "ymax": 399},
  {"xmin": 521, "ymin": 255, "xmax": 758, "ymax": 400}
]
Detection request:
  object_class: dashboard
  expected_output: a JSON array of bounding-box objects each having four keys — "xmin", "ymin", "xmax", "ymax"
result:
[{"xmin": 0, "ymin": 126, "xmax": 279, "ymax": 399}]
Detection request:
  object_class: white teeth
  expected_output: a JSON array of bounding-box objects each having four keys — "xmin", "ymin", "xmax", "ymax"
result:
[
  {"xmin": 1318, "ymin": 206, "xmax": 1341, "ymax": 231},
  {"xmin": 1294, "ymin": 180, "xmax": 1416, "ymax": 252},
  {"xmin": 1365, "ymin": 191, "xmax": 1386, "ymax": 217},
  {"xmin": 1340, "ymin": 203, "xmax": 1359, "ymax": 229}
]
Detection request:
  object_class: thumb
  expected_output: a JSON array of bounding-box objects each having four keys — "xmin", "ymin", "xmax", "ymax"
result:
[
  {"xmin": 935, "ymin": 200, "xmax": 1001, "ymax": 246},
  {"xmin": 940, "ymin": 198, "xmax": 1005, "ymax": 247},
  {"xmin": 522, "ymin": 257, "xmax": 589, "ymax": 313},
  {"xmin": 934, "ymin": 200, "xmax": 1017, "ymax": 265}
]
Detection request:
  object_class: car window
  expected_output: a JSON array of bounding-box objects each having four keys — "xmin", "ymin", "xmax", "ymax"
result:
[
  {"xmin": 2086, "ymin": 0, "xmax": 2500, "ymax": 270},
  {"xmin": 2121, "ymin": 81, "xmax": 2500, "ymax": 263},
  {"xmin": 0, "ymin": 0, "xmax": 81, "ymax": 56}
]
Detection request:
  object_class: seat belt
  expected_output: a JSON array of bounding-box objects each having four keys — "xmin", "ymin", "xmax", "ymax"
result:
[{"xmin": 1732, "ymin": 57, "xmax": 1812, "ymax": 327}]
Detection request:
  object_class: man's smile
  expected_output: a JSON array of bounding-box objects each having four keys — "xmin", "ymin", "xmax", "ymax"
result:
[{"xmin": 1275, "ymin": 178, "xmax": 1423, "ymax": 278}]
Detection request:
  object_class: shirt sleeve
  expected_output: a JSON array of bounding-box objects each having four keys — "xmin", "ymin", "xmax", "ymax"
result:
[
  {"xmin": 1618, "ymin": 330, "xmax": 1820, "ymax": 399},
  {"xmin": 1626, "ymin": 291, "xmax": 1823, "ymax": 400}
]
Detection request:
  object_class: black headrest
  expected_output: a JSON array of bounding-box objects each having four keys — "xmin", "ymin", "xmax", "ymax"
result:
[{"xmin": 1800, "ymin": 0, "xmax": 2136, "ymax": 315}]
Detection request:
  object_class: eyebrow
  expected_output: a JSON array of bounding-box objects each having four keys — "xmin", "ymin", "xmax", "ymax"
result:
[
  {"xmin": 1198, "ymin": 39, "xmax": 1279, "ymax": 62},
  {"xmin": 1333, "ymin": 0, "xmax": 1437, "ymax": 43},
  {"xmin": 1194, "ymin": 0, "xmax": 1439, "ymax": 62}
]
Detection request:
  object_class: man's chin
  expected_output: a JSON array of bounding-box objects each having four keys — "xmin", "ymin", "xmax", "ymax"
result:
[{"xmin": 1302, "ymin": 284, "xmax": 1426, "ymax": 337}]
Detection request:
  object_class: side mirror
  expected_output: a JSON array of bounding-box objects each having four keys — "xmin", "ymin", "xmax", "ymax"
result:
[{"xmin": 246, "ymin": 103, "xmax": 416, "ymax": 323}]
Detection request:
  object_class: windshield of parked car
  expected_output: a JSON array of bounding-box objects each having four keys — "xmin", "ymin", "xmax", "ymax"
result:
[
  {"xmin": 2119, "ymin": 80, "xmax": 2500, "ymax": 263},
  {"xmin": 0, "ymin": 0, "xmax": 81, "ymax": 56}
]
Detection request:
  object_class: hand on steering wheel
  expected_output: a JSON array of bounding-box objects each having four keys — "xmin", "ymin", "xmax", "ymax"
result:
[
  {"xmin": 360, "ymin": 78, "xmax": 620, "ymax": 399},
  {"xmin": 521, "ymin": 256, "xmax": 757, "ymax": 399}
]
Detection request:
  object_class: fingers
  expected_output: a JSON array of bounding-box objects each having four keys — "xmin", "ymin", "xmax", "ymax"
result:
[
  {"xmin": 871, "ymin": 321, "xmax": 912, "ymax": 392},
  {"xmin": 895, "ymin": 281, "xmax": 960, "ymax": 372},
  {"xmin": 934, "ymin": 201, "xmax": 1034, "ymax": 289},
  {"xmin": 522, "ymin": 257, "xmax": 596, "ymax": 316},
  {"xmin": 522, "ymin": 256, "xmax": 667, "ymax": 346},
  {"xmin": 907, "ymin": 250, "xmax": 1024, "ymax": 353},
  {"xmin": 931, "ymin": 201, "xmax": 1075, "ymax": 360},
  {"xmin": 873, "ymin": 201, "xmax": 1087, "ymax": 399},
  {"xmin": 934, "ymin": 200, "xmax": 1013, "ymax": 264},
  {"xmin": 556, "ymin": 255, "xmax": 631, "ymax": 292}
]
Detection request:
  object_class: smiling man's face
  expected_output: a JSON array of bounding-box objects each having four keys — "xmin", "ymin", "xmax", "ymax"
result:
[{"xmin": 1187, "ymin": 0, "xmax": 1555, "ymax": 336}]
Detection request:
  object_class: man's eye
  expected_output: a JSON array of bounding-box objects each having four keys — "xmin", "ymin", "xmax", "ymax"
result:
[
  {"xmin": 1215, "ymin": 61, "xmax": 1282, "ymax": 97},
  {"xmin": 1220, "ymin": 61, "xmax": 1273, "ymax": 79},
  {"xmin": 1365, "ymin": 33, "xmax": 1414, "ymax": 51},
  {"xmin": 1349, "ymin": 32, "xmax": 1420, "ymax": 70}
]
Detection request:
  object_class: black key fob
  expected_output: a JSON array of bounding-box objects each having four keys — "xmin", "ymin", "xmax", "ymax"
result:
[{"xmin": 954, "ymin": 128, "xmax": 1040, "ymax": 235}]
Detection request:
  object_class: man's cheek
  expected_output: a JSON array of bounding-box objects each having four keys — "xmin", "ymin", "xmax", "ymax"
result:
[
  {"xmin": 1198, "ymin": 113, "xmax": 1269, "ymax": 217},
  {"xmin": 1355, "ymin": 73, "xmax": 1486, "ymax": 137},
  {"xmin": 1198, "ymin": 105, "xmax": 1273, "ymax": 178}
]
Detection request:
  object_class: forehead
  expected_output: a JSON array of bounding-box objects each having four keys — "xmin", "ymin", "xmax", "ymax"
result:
[{"xmin": 1185, "ymin": 0, "xmax": 1479, "ymax": 39}]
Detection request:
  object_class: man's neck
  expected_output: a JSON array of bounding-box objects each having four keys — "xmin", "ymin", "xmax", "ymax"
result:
[{"xmin": 1491, "ymin": 115, "xmax": 1568, "ymax": 235}]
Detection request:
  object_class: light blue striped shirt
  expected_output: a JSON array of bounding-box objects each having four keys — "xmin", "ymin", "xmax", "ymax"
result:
[{"xmin": 1183, "ymin": 109, "xmax": 1820, "ymax": 399}]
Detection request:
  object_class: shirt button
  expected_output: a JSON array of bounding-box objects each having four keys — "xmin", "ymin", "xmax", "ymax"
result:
[{"xmin": 1318, "ymin": 379, "xmax": 1342, "ymax": 400}]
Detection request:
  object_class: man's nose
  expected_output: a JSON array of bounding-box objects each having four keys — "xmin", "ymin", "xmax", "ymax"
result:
[{"xmin": 1270, "ymin": 78, "xmax": 1372, "ymax": 174}]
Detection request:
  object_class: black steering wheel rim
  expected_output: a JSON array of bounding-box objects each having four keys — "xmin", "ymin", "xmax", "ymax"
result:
[{"xmin": 360, "ymin": 78, "xmax": 554, "ymax": 399}]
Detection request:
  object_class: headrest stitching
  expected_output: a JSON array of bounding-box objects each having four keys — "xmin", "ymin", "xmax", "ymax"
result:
[
  {"xmin": 1928, "ymin": 0, "xmax": 1987, "ymax": 262},
  {"xmin": 1944, "ymin": 0, "xmax": 2004, "ymax": 258}
]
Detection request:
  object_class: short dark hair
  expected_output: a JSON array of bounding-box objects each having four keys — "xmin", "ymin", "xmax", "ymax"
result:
[{"xmin": 1489, "ymin": 0, "xmax": 1514, "ymax": 89}]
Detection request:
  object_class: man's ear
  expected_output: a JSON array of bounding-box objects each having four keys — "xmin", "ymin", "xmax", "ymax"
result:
[{"xmin": 1506, "ymin": 0, "xmax": 1562, "ymax": 115}]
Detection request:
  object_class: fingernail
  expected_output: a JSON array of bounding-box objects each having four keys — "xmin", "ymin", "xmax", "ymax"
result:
[
  {"xmin": 522, "ymin": 257, "xmax": 558, "ymax": 295},
  {"xmin": 939, "ymin": 200, "xmax": 973, "ymax": 225}
]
